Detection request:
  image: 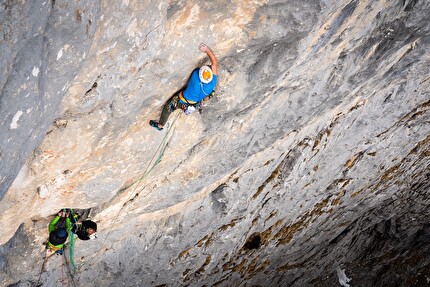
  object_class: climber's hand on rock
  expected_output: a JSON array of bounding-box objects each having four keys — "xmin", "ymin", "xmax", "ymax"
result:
[{"xmin": 199, "ymin": 43, "xmax": 209, "ymax": 52}]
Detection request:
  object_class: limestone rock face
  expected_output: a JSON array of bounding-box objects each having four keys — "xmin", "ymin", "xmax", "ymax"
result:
[{"xmin": 1, "ymin": 0, "xmax": 429, "ymax": 286}]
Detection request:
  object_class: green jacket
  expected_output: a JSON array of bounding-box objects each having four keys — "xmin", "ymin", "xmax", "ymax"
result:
[{"xmin": 47, "ymin": 216, "xmax": 71, "ymax": 250}]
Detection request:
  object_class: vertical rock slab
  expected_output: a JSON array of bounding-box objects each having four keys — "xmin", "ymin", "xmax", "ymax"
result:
[{"xmin": 0, "ymin": 0, "xmax": 100, "ymax": 200}]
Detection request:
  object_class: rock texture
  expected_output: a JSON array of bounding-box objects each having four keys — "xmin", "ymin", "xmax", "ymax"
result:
[{"xmin": 1, "ymin": 0, "xmax": 429, "ymax": 286}]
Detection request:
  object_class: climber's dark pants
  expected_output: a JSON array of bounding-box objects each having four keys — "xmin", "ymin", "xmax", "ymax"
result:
[{"xmin": 159, "ymin": 91, "xmax": 181, "ymax": 126}]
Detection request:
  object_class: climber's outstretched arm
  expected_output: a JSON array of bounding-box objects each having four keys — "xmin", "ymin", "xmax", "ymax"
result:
[{"xmin": 199, "ymin": 43, "xmax": 217, "ymax": 75}]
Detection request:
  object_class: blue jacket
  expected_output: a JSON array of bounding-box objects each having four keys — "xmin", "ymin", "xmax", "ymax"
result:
[{"xmin": 182, "ymin": 69, "xmax": 217, "ymax": 103}]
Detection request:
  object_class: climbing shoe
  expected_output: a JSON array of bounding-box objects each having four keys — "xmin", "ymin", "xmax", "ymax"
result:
[{"xmin": 149, "ymin": 120, "xmax": 163, "ymax": 131}]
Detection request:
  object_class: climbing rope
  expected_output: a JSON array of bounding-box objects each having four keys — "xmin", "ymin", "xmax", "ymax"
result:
[
  {"xmin": 63, "ymin": 245, "xmax": 78, "ymax": 287},
  {"xmin": 116, "ymin": 112, "xmax": 181, "ymax": 194},
  {"xmin": 67, "ymin": 209, "xmax": 78, "ymax": 273},
  {"xmin": 76, "ymin": 111, "xmax": 181, "ymax": 273},
  {"xmin": 35, "ymin": 112, "xmax": 181, "ymax": 286}
]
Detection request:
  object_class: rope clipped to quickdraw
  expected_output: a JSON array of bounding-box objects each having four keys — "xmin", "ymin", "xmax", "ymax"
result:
[{"xmin": 78, "ymin": 111, "xmax": 181, "ymax": 272}]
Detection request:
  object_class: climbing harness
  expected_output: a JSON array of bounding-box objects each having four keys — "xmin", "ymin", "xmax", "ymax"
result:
[
  {"xmin": 179, "ymin": 91, "xmax": 197, "ymax": 104},
  {"xmin": 178, "ymin": 92, "xmax": 203, "ymax": 115}
]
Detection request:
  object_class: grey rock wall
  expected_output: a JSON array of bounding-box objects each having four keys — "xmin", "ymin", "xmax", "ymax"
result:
[
  {"xmin": 0, "ymin": 0, "xmax": 429, "ymax": 286},
  {"xmin": 0, "ymin": 0, "xmax": 99, "ymax": 200}
]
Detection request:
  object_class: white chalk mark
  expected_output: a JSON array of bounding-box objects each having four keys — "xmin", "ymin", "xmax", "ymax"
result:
[
  {"xmin": 32, "ymin": 67, "xmax": 39, "ymax": 77},
  {"xmin": 336, "ymin": 266, "xmax": 351, "ymax": 287},
  {"xmin": 10, "ymin": 111, "xmax": 24, "ymax": 129},
  {"xmin": 57, "ymin": 48, "xmax": 63, "ymax": 60}
]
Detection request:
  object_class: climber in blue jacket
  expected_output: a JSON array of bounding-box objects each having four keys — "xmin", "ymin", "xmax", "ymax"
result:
[{"xmin": 149, "ymin": 43, "xmax": 218, "ymax": 131}]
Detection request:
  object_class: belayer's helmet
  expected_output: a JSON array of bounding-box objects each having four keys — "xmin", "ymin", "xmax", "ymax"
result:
[
  {"xmin": 57, "ymin": 228, "xmax": 67, "ymax": 238},
  {"xmin": 199, "ymin": 66, "xmax": 213, "ymax": 84},
  {"xmin": 49, "ymin": 228, "xmax": 68, "ymax": 245},
  {"xmin": 83, "ymin": 220, "xmax": 97, "ymax": 232}
]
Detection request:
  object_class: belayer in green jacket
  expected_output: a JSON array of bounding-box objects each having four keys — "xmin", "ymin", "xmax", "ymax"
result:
[{"xmin": 46, "ymin": 210, "xmax": 71, "ymax": 255}]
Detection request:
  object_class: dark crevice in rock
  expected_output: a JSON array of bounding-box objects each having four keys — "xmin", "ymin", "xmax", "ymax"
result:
[{"xmin": 243, "ymin": 233, "xmax": 262, "ymax": 250}]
